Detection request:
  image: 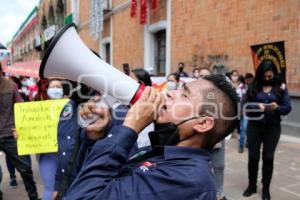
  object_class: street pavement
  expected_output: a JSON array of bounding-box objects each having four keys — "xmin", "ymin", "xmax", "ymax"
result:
[
  {"xmin": 0, "ymin": 135, "xmax": 299, "ymax": 200},
  {"xmin": 224, "ymin": 135, "xmax": 300, "ymax": 200}
]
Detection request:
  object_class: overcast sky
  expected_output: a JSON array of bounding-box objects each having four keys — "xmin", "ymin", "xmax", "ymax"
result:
[{"xmin": 0, "ymin": 0, "xmax": 40, "ymax": 46}]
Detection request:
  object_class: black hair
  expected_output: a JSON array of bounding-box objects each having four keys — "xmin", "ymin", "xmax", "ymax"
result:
[
  {"xmin": 193, "ymin": 67, "xmax": 200, "ymax": 73},
  {"xmin": 211, "ymin": 64, "xmax": 228, "ymax": 76},
  {"xmin": 10, "ymin": 76, "xmax": 22, "ymax": 89},
  {"xmin": 167, "ymin": 73, "xmax": 180, "ymax": 82},
  {"xmin": 178, "ymin": 62, "xmax": 185, "ymax": 67},
  {"xmin": 202, "ymin": 74, "xmax": 240, "ymax": 149},
  {"xmin": 247, "ymin": 60, "xmax": 283, "ymax": 101},
  {"xmin": 230, "ymin": 69, "xmax": 238, "ymax": 75},
  {"xmin": 238, "ymin": 75, "xmax": 245, "ymax": 84},
  {"xmin": 198, "ymin": 67, "xmax": 211, "ymax": 74},
  {"xmin": 48, "ymin": 79, "xmax": 63, "ymax": 88},
  {"xmin": 131, "ymin": 68, "xmax": 152, "ymax": 86},
  {"xmin": 245, "ymin": 73, "xmax": 254, "ymax": 80}
]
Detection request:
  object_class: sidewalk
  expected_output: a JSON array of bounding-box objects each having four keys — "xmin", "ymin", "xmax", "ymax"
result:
[{"xmin": 224, "ymin": 136, "xmax": 300, "ymax": 200}]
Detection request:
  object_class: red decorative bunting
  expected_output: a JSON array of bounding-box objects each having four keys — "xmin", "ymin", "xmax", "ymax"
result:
[
  {"xmin": 140, "ymin": 0, "xmax": 147, "ymax": 24},
  {"xmin": 131, "ymin": 0, "xmax": 160, "ymax": 25},
  {"xmin": 130, "ymin": 0, "xmax": 137, "ymax": 17},
  {"xmin": 151, "ymin": 0, "xmax": 159, "ymax": 10}
]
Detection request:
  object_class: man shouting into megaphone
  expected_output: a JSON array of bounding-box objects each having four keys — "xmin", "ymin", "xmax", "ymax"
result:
[{"xmin": 64, "ymin": 74, "xmax": 239, "ymax": 200}]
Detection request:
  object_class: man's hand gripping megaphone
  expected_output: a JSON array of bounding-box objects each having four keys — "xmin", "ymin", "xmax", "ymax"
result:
[{"xmin": 79, "ymin": 87, "xmax": 165, "ymax": 139}]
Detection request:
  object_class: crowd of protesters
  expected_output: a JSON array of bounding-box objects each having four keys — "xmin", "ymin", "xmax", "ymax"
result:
[{"xmin": 0, "ymin": 60, "xmax": 291, "ymax": 200}]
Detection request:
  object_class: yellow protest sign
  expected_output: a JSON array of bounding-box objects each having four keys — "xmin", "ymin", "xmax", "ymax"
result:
[{"xmin": 14, "ymin": 99, "xmax": 69, "ymax": 155}]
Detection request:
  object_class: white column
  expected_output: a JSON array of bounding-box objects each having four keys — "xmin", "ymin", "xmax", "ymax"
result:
[{"xmin": 166, "ymin": 0, "xmax": 172, "ymax": 76}]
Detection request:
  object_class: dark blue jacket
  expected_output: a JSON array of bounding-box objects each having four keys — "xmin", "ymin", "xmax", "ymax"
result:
[
  {"xmin": 246, "ymin": 87, "xmax": 291, "ymax": 124},
  {"xmin": 55, "ymin": 102, "xmax": 130, "ymax": 192},
  {"xmin": 55, "ymin": 100, "xmax": 81, "ymax": 191},
  {"xmin": 64, "ymin": 125, "xmax": 216, "ymax": 200}
]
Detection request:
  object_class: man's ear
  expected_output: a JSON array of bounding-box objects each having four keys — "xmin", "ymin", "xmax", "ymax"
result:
[{"xmin": 192, "ymin": 117, "xmax": 214, "ymax": 134}]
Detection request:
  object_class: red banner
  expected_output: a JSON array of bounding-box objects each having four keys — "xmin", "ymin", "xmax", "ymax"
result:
[
  {"xmin": 130, "ymin": 0, "xmax": 159, "ymax": 24},
  {"xmin": 151, "ymin": 0, "xmax": 159, "ymax": 9},
  {"xmin": 130, "ymin": 0, "xmax": 137, "ymax": 17},
  {"xmin": 140, "ymin": 0, "xmax": 147, "ymax": 24}
]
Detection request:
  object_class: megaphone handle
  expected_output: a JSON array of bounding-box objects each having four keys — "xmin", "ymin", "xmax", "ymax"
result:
[{"xmin": 78, "ymin": 99, "xmax": 109, "ymax": 128}]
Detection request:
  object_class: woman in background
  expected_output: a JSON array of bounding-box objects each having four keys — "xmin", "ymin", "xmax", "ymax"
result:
[
  {"xmin": 36, "ymin": 79, "xmax": 64, "ymax": 200},
  {"xmin": 243, "ymin": 60, "xmax": 291, "ymax": 200},
  {"xmin": 131, "ymin": 68, "xmax": 152, "ymax": 86},
  {"xmin": 166, "ymin": 73, "xmax": 180, "ymax": 92}
]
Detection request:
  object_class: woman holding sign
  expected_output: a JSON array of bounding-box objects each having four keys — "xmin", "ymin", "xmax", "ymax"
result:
[
  {"xmin": 35, "ymin": 79, "xmax": 64, "ymax": 200},
  {"xmin": 243, "ymin": 60, "xmax": 291, "ymax": 200}
]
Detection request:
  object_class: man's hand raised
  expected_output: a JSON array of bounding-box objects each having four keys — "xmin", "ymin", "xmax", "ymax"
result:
[{"xmin": 123, "ymin": 87, "xmax": 164, "ymax": 133}]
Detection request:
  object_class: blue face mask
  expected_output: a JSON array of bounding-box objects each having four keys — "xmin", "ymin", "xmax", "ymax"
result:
[
  {"xmin": 47, "ymin": 88, "xmax": 63, "ymax": 99},
  {"xmin": 167, "ymin": 81, "xmax": 177, "ymax": 91}
]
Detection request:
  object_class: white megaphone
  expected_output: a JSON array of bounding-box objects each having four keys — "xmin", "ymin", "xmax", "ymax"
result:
[{"xmin": 39, "ymin": 23, "xmax": 145, "ymax": 126}]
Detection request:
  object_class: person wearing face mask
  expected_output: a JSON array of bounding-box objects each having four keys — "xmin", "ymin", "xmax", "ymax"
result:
[
  {"xmin": 35, "ymin": 79, "xmax": 63, "ymax": 200},
  {"xmin": 64, "ymin": 74, "xmax": 240, "ymax": 200},
  {"xmin": 20, "ymin": 76, "xmax": 30, "ymax": 101},
  {"xmin": 243, "ymin": 60, "xmax": 291, "ymax": 200},
  {"xmin": 230, "ymin": 70, "xmax": 246, "ymax": 99},
  {"xmin": 166, "ymin": 73, "xmax": 180, "ymax": 92},
  {"xmin": 192, "ymin": 67, "xmax": 200, "ymax": 79},
  {"xmin": 230, "ymin": 70, "xmax": 239, "ymax": 87},
  {"xmin": 27, "ymin": 77, "xmax": 39, "ymax": 101},
  {"xmin": 46, "ymin": 80, "xmax": 64, "ymax": 99},
  {"xmin": 175, "ymin": 62, "xmax": 189, "ymax": 78},
  {"xmin": 229, "ymin": 70, "xmax": 244, "ymax": 140}
]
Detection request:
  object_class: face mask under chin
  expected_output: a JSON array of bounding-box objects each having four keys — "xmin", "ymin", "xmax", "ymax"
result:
[
  {"xmin": 148, "ymin": 123, "xmax": 180, "ymax": 147},
  {"xmin": 148, "ymin": 116, "xmax": 200, "ymax": 148}
]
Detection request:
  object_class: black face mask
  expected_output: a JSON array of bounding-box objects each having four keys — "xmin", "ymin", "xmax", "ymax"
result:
[
  {"xmin": 262, "ymin": 79, "xmax": 275, "ymax": 86},
  {"xmin": 179, "ymin": 67, "xmax": 184, "ymax": 72},
  {"xmin": 148, "ymin": 117, "xmax": 199, "ymax": 148}
]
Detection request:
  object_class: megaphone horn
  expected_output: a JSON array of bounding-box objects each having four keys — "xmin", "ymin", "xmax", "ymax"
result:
[{"xmin": 39, "ymin": 23, "xmax": 145, "ymax": 105}]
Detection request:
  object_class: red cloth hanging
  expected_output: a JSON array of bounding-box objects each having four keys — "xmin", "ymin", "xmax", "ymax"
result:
[
  {"xmin": 140, "ymin": 0, "xmax": 147, "ymax": 24},
  {"xmin": 130, "ymin": 0, "xmax": 137, "ymax": 17},
  {"xmin": 151, "ymin": 0, "xmax": 159, "ymax": 10}
]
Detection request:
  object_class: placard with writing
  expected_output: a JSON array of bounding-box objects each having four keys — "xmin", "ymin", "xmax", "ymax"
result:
[{"xmin": 14, "ymin": 99, "xmax": 69, "ymax": 155}]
